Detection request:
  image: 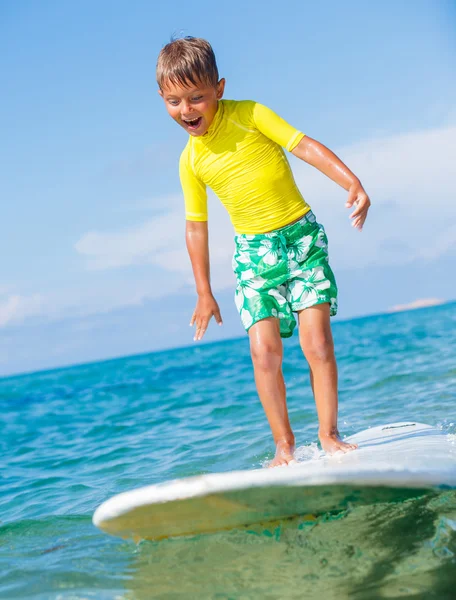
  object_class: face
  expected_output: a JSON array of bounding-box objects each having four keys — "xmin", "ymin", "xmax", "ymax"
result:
[{"xmin": 159, "ymin": 78, "xmax": 225, "ymax": 136}]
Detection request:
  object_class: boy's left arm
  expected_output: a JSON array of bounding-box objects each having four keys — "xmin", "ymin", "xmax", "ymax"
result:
[{"xmin": 292, "ymin": 136, "xmax": 371, "ymax": 230}]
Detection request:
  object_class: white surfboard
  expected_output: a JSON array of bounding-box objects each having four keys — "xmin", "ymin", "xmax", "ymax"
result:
[{"xmin": 93, "ymin": 422, "xmax": 456, "ymax": 540}]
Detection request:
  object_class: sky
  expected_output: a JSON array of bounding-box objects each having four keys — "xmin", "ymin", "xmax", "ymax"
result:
[{"xmin": 1, "ymin": 0, "xmax": 455, "ymax": 376}]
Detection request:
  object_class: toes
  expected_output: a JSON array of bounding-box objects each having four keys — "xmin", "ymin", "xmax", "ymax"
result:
[
  {"xmin": 335, "ymin": 442, "xmax": 357, "ymax": 454},
  {"xmin": 269, "ymin": 456, "xmax": 296, "ymax": 468}
]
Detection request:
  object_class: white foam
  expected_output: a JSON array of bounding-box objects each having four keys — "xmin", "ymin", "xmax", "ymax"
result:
[{"xmin": 294, "ymin": 442, "xmax": 322, "ymax": 463}]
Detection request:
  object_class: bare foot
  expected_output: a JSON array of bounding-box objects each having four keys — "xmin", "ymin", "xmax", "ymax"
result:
[
  {"xmin": 269, "ymin": 438, "xmax": 297, "ymax": 468},
  {"xmin": 319, "ymin": 430, "xmax": 358, "ymax": 455}
]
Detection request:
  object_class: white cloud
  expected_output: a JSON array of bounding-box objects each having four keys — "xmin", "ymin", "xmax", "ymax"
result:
[
  {"xmin": 75, "ymin": 209, "xmax": 182, "ymax": 270},
  {"xmin": 75, "ymin": 192, "xmax": 235, "ymax": 289},
  {"xmin": 0, "ymin": 276, "xmax": 184, "ymax": 329},
  {"xmin": 0, "ymin": 293, "xmax": 44, "ymax": 326}
]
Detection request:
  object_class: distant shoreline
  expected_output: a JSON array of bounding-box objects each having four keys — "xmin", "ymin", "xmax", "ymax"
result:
[{"xmin": 387, "ymin": 297, "xmax": 446, "ymax": 313}]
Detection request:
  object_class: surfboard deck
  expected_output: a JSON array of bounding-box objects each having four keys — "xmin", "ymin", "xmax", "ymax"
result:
[{"xmin": 92, "ymin": 422, "xmax": 456, "ymax": 540}]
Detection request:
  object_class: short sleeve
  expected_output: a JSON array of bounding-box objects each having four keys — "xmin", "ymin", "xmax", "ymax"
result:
[
  {"xmin": 179, "ymin": 147, "xmax": 208, "ymax": 221},
  {"xmin": 252, "ymin": 102, "xmax": 305, "ymax": 151}
]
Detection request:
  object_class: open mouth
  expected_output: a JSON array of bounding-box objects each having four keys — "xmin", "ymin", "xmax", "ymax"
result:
[{"xmin": 183, "ymin": 117, "xmax": 203, "ymax": 130}]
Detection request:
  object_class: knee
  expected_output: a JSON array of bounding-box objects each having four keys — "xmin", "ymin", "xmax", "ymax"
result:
[
  {"xmin": 250, "ymin": 342, "xmax": 282, "ymax": 372},
  {"xmin": 300, "ymin": 332, "xmax": 334, "ymax": 363}
]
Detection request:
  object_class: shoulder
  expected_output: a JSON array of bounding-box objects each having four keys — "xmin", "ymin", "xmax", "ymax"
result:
[
  {"xmin": 223, "ymin": 99, "xmax": 277, "ymax": 123},
  {"xmin": 222, "ymin": 99, "xmax": 258, "ymax": 128},
  {"xmin": 223, "ymin": 98, "xmax": 255, "ymax": 115}
]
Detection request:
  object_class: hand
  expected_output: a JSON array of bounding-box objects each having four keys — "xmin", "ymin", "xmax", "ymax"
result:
[
  {"xmin": 345, "ymin": 182, "xmax": 371, "ymax": 230},
  {"xmin": 190, "ymin": 293, "xmax": 223, "ymax": 341}
]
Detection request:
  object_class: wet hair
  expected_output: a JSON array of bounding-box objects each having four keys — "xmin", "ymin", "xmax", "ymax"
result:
[{"xmin": 156, "ymin": 36, "xmax": 219, "ymax": 90}]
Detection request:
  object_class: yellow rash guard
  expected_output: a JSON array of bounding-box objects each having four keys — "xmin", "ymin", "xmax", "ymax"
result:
[{"xmin": 179, "ymin": 99, "xmax": 311, "ymax": 234}]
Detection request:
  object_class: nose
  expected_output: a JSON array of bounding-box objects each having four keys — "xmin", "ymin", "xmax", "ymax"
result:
[
  {"xmin": 181, "ymin": 100, "xmax": 195, "ymax": 118},
  {"xmin": 181, "ymin": 100, "xmax": 192, "ymax": 115}
]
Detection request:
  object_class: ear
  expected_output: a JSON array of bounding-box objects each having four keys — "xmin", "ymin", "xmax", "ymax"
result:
[
  {"xmin": 158, "ymin": 89, "xmax": 164, "ymax": 98},
  {"xmin": 216, "ymin": 78, "xmax": 226, "ymax": 99}
]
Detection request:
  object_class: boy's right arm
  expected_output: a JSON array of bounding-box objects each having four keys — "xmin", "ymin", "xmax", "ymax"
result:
[{"xmin": 186, "ymin": 220, "xmax": 223, "ymax": 341}]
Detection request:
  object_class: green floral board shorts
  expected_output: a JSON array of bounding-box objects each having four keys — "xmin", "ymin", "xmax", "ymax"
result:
[{"xmin": 232, "ymin": 211, "xmax": 338, "ymax": 338}]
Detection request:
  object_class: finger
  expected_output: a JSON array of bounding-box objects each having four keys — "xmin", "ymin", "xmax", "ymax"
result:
[
  {"xmin": 195, "ymin": 325, "xmax": 207, "ymax": 341},
  {"xmin": 190, "ymin": 312, "xmax": 196, "ymax": 327},
  {"xmin": 193, "ymin": 316, "xmax": 201, "ymax": 339},
  {"xmin": 353, "ymin": 218, "xmax": 362, "ymax": 230},
  {"xmin": 195, "ymin": 317, "xmax": 209, "ymax": 341},
  {"xmin": 199, "ymin": 314, "xmax": 213, "ymax": 339},
  {"xmin": 350, "ymin": 202, "xmax": 365, "ymax": 219},
  {"xmin": 358, "ymin": 210, "xmax": 368, "ymax": 227},
  {"xmin": 352, "ymin": 215, "xmax": 361, "ymax": 227},
  {"xmin": 352, "ymin": 205, "xmax": 369, "ymax": 223},
  {"xmin": 359, "ymin": 214, "xmax": 367, "ymax": 228},
  {"xmin": 214, "ymin": 309, "xmax": 223, "ymax": 325},
  {"xmin": 197, "ymin": 326, "xmax": 207, "ymax": 340}
]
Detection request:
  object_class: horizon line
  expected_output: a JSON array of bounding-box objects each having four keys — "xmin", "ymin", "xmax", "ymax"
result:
[{"xmin": 1, "ymin": 298, "xmax": 454, "ymax": 382}]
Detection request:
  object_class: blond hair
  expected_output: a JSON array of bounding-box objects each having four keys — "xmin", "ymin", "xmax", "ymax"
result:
[{"xmin": 156, "ymin": 36, "xmax": 219, "ymax": 90}]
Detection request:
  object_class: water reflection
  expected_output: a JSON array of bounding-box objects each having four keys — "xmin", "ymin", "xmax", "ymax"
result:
[{"xmin": 122, "ymin": 490, "xmax": 456, "ymax": 599}]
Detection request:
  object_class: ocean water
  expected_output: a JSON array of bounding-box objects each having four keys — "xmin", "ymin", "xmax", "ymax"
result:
[{"xmin": 1, "ymin": 302, "xmax": 456, "ymax": 599}]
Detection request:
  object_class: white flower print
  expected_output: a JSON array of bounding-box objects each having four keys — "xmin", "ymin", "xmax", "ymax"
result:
[
  {"xmin": 243, "ymin": 286, "xmax": 260, "ymax": 299},
  {"xmin": 271, "ymin": 308, "xmax": 278, "ymax": 317},
  {"xmin": 237, "ymin": 237, "xmax": 252, "ymax": 252},
  {"xmin": 241, "ymin": 308, "xmax": 253, "ymax": 329},
  {"xmin": 240, "ymin": 268, "xmax": 255, "ymax": 281},
  {"xmin": 246, "ymin": 275, "xmax": 267, "ymax": 289},
  {"xmin": 291, "ymin": 235, "xmax": 313, "ymax": 262},
  {"xmin": 258, "ymin": 239, "xmax": 279, "ymax": 266},
  {"xmin": 235, "ymin": 288, "xmax": 244, "ymax": 312},
  {"xmin": 288, "ymin": 258, "xmax": 303, "ymax": 276},
  {"xmin": 239, "ymin": 274, "xmax": 266, "ymax": 298},
  {"xmin": 236, "ymin": 250, "xmax": 251, "ymax": 265},
  {"xmin": 268, "ymin": 288, "xmax": 287, "ymax": 306},
  {"xmin": 290, "ymin": 266, "xmax": 330, "ymax": 304}
]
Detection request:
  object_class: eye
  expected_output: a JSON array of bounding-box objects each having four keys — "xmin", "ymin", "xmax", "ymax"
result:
[
  {"xmin": 168, "ymin": 99, "xmax": 179, "ymax": 106},
  {"xmin": 191, "ymin": 96, "xmax": 203, "ymax": 102}
]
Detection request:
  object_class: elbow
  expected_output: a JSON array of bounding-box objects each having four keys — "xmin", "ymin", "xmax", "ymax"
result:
[{"xmin": 185, "ymin": 220, "xmax": 208, "ymax": 244}]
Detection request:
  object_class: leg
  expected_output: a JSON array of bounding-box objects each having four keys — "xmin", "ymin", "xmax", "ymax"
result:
[
  {"xmin": 248, "ymin": 317, "xmax": 296, "ymax": 467},
  {"xmin": 298, "ymin": 304, "xmax": 357, "ymax": 454}
]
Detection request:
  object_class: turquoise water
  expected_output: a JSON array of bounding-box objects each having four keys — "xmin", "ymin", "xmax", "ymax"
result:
[{"xmin": 1, "ymin": 303, "xmax": 456, "ymax": 599}]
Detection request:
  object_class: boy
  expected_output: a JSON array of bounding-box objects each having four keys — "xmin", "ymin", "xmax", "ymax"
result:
[{"xmin": 157, "ymin": 37, "xmax": 370, "ymax": 466}]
